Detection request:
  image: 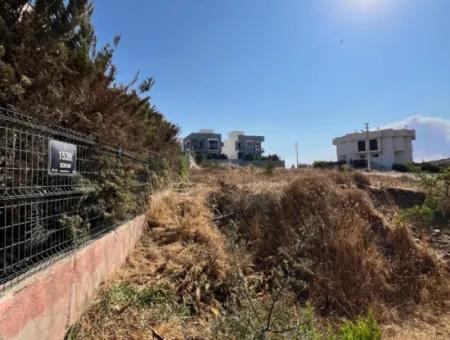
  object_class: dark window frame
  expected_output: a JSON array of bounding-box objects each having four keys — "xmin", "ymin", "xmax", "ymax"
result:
[
  {"xmin": 357, "ymin": 140, "xmax": 366, "ymax": 152},
  {"xmin": 369, "ymin": 139, "xmax": 378, "ymax": 151},
  {"xmin": 208, "ymin": 139, "xmax": 219, "ymax": 151}
]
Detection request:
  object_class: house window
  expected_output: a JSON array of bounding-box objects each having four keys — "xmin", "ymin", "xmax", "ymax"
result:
[
  {"xmin": 185, "ymin": 141, "xmax": 190, "ymax": 150},
  {"xmin": 255, "ymin": 141, "xmax": 260, "ymax": 149},
  {"xmin": 235, "ymin": 142, "xmax": 240, "ymax": 150},
  {"xmin": 208, "ymin": 139, "xmax": 219, "ymax": 151},
  {"xmin": 372, "ymin": 153, "xmax": 379, "ymax": 158},
  {"xmin": 369, "ymin": 139, "xmax": 378, "ymax": 151},
  {"xmin": 199, "ymin": 140, "xmax": 205, "ymax": 149},
  {"xmin": 246, "ymin": 140, "xmax": 254, "ymax": 148},
  {"xmin": 191, "ymin": 139, "xmax": 198, "ymax": 148},
  {"xmin": 357, "ymin": 140, "xmax": 366, "ymax": 152}
]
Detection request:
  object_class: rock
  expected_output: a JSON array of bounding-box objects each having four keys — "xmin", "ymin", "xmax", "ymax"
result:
[
  {"xmin": 367, "ymin": 186, "xmax": 426, "ymax": 209},
  {"xmin": 432, "ymin": 229, "xmax": 441, "ymax": 236}
]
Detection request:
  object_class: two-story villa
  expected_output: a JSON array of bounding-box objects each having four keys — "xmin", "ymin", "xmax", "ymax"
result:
[
  {"xmin": 223, "ymin": 131, "xmax": 265, "ymax": 160},
  {"xmin": 332, "ymin": 128, "xmax": 415, "ymax": 170},
  {"xmin": 183, "ymin": 129, "xmax": 222, "ymax": 156}
]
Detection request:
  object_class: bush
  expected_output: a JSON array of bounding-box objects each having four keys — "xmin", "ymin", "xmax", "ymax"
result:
[
  {"xmin": 349, "ymin": 159, "xmax": 368, "ymax": 169},
  {"xmin": 392, "ymin": 164, "xmax": 410, "ymax": 172},
  {"xmin": 418, "ymin": 162, "xmax": 441, "ymax": 173},
  {"xmin": 399, "ymin": 205, "xmax": 435, "ymax": 229},
  {"xmin": 179, "ymin": 154, "xmax": 190, "ymax": 181},
  {"xmin": 404, "ymin": 164, "xmax": 450, "ymax": 227},
  {"xmin": 206, "ymin": 153, "xmax": 228, "ymax": 160},
  {"xmin": 339, "ymin": 312, "xmax": 382, "ymax": 340},
  {"xmin": 212, "ymin": 296, "xmax": 322, "ymax": 339},
  {"xmin": 265, "ymin": 162, "xmax": 274, "ymax": 176},
  {"xmin": 243, "ymin": 153, "xmax": 256, "ymax": 161},
  {"xmin": 313, "ymin": 160, "xmax": 345, "ymax": 169},
  {"xmin": 194, "ymin": 152, "xmax": 206, "ymax": 165},
  {"xmin": 262, "ymin": 154, "xmax": 281, "ymax": 161},
  {"xmin": 338, "ymin": 164, "xmax": 354, "ymax": 172},
  {"xmin": 211, "ymin": 174, "xmax": 446, "ymax": 318},
  {"xmin": 352, "ymin": 172, "xmax": 371, "ymax": 188}
]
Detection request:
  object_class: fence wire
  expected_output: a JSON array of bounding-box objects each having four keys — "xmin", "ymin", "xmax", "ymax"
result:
[{"xmin": 0, "ymin": 107, "xmax": 153, "ymax": 292}]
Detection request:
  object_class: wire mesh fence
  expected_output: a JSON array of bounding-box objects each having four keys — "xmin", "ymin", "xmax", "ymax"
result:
[{"xmin": 0, "ymin": 107, "xmax": 154, "ymax": 292}]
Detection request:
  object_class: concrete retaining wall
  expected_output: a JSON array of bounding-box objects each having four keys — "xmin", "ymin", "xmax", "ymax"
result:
[{"xmin": 0, "ymin": 215, "xmax": 147, "ymax": 340}]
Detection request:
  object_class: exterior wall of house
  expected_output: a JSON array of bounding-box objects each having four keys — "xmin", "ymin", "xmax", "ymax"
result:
[
  {"xmin": 223, "ymin": 131, "xmax": 244, "ymax": 160},
  {"xmin": 223, "ymin": 132, "xmax": 265, "ymax": 160},
  {"xmin": 237, "ymin": 135, "xmax": 265, "ymax": 159},
  {"xmin": 332, "ymin": 129, "xmax": 415, "ymax": 170},
  {"xmin": 183, "ymin": 131, "xmax": 222, "ymax": 155}
]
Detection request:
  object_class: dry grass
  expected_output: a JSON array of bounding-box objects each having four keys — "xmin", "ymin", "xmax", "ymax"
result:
[
  {"xmin": 210, "ymin": 170, "xmax": 448, "ymax": 318},
  {"xmin": 72, "ymin": 187, "xmax": 232, "ymax": 339},
  {"xmin": 72, "ymin": 167, "xmax": 449, "ymax": 339}
]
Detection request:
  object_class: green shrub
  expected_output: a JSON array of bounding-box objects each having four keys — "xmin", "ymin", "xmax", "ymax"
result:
[
  {"xmin": 98, "ymin": 157, "xmax": 138, "ymax": 223},
  {"xmin": 338, "ymin": 164, "xmax": 354, "ymax": 172},
  {"xmin": 403, "ymin": 164, "xmax": 450, "ymax": 227},
  {"xmin": 313, "ymin": 160, "xmax": 346, "ymax": 169},
  {"xmin": 179, "ymin": 154, "xmax": 190, "ymax": 181},
  {"xmin": 399, "ymin": 204, "xmax": 435, "ymax": 229},
  {"xmin": 102, "ymin": 283, "xmax": 190, "ymax": 317},
  {"xmin": 261, "ymin": 154, "xmax": 281, "ymax": 161},
  {"xmin": 265, "ymin": 162, "xmax": 274, "ymax": 176},
  {"xmin": 212, "ymin": 301, "xmax": 322, "ymax": 340},
  {"xmin": 339, "ymin": 312, "xmax": 381, "ymax": 340},
  {"xmin": 392, "ymin": 163, "xmax": 410, "ymax": 172},
  {"xmin": 243, "ymin": 153, "xmax": 256, "ymax": 161},
  {"xmin": 206, "ymin": 153, "xmax": 228, "ymax": 159},
  {"xmin": 194, "ymin": 152, "xmax": 206, "ymax": 165}
]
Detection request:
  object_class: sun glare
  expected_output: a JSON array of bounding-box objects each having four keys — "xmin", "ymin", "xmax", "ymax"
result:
[{"xmin": 351, "ymin": 0, "xmax": 386, "ymax": 10}]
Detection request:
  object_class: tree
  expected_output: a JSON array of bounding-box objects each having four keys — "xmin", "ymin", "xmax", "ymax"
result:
[{"xmin": 0, "ymin": 0, "xmax": 180, "ymax": 162}]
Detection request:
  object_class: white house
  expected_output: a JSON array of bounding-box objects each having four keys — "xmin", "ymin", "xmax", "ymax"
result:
[
  {"xmin": 223, "ymin": 131, "xmax": 264, "ymax": 160},
  {"xmin": 332, "ymin": 128, "xmax": 416, "ymax": 170}
]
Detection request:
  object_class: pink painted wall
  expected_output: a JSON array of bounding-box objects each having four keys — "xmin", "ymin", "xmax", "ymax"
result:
[{"xmin": 0, "ymin": 215, "xmax": 147, "ymax": 340}]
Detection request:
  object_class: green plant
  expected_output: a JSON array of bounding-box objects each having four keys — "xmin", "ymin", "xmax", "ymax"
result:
[
  {"xmin": 212, "ymin": 299, "xmax": 322, "ymax": 340},
  {"xmin": 98, "ymin": 156, "xmax": 139, "ymax": 224},
  {"xmin": 399, "ymin": 204, "xmax": 435, "ymax": 229},
  {"xmin": 59, "ymin": 214, "xmax": 90, "ymax": 246},
  {"xmin": 262, "ymin": 154, "xmax": 281, "ymax": 161},
  {"xmin": 243, "ymin": 153, "xmax": 256, "ymax": 161},
  {"xmin": 392, "ymin": 163, "xmax": 410, "ymax": 172},
  {"xmin": 265, "ymin": 162, "xmax": 274, "ymax": 176},
  {"xmin": 194, "ymin": 152, "xmax": 206, "ymax": 165},
  {"xmin": 339, "ymin": 311, "xmax": 381, "ymax": 340},
  {"xmin": 338, "ymin": 164, "xmax": 354, "ymax": 172},
  {"xmin": 313, "ymin": 160, "xmax": 346, "ymax": 169},
  {"xmin": 101, "ymin": 283, "xmax": 191, "ymax": 317},
  {"xmin": 404, "ymin": 164, "xmax": 450, "ymax": 227},
  {"xmin": 179, "ymin": 154, "xmax": 190, "ymax": 181}
]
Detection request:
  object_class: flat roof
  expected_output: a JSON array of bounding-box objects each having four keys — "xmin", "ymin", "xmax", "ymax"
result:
[{"xmin": 333, "ymin": 128, "xmax": 415, "ymax": 145}]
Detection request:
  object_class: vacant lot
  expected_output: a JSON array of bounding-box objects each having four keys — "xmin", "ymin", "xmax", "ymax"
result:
[{"xmin": 69, "ymin": 168, "xmax": 450, "ymax": 339}]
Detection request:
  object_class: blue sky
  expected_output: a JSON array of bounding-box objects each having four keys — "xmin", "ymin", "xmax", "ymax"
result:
[{"xmin": 92, "ymin": 0, "xmax": 450, "ymax": 165}]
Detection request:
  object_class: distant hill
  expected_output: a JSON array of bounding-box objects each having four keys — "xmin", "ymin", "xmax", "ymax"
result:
[{"xmin": 426, "ymin": 158, "xmax": 450, "ymax": 166}]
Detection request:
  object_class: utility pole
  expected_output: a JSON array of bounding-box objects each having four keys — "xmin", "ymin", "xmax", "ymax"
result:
[
  {"xmin": 365, "ymin": 123, "xmax": 371, "ymax": 172},
  {"xmin": 295, "ymin": 142, "xmax": 299, "ymax": 168}
]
